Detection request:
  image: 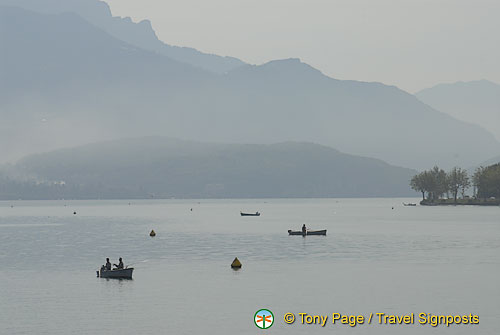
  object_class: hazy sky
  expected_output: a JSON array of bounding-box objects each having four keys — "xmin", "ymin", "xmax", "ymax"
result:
[{"xmin": 105, "ymin": 0, "xmax": 499, "ymax": 93}]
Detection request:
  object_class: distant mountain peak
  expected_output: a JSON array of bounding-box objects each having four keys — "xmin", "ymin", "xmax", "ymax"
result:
[
  {"xmin": 420, "ymin": 79, "xmax": 499, "ymax": 92},
  {"xmin": 268, "ymin": 57, "xmax": 301, "ymax": 64},
  {"xmin": 455, "ymin": 79, "xmax": 498, "ymax": 86},
  {"xmin": 0, "ymin": 0, "xmax": 246, "ymax": 73},
  {"xmin": 416, "ymin": 79, "xmax": 500, "ymax": 142},
  {"xmin": 227, "ymin": 57, "xmax": 326, "ymax": 81},
  {"xmin": 262, "ymin": 58, "xmax": 312, "ymax": 69}
]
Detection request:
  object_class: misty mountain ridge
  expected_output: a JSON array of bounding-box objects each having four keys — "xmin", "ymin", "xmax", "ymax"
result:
[
  {"xmin": 480, "ymin": 154, "xmax": 500, "ymax": 168},
  {"xmin": 1, "ymin": 5, "xmax": 499, "ymax": 171},
  {"xmin": 0, "ymin": 0, "xmax": 246, "ymax": 74},
  {"xmin": 2, "ymin": 137, "xmax": 417, "ymax": 199},
  {"xmin": 416, "ymin": 79, "xmax": 500, "ymax": 141}
]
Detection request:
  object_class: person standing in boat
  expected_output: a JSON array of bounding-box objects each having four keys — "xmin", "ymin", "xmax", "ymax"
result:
[
  {"xmin": 302, "ymin": 224, "xmax": 307, "ymax": 234},
  {"xmin": 114, "ymin": 257, "xmax": 124, "ymax": 269},
  {"xmin": 105, "ymin": 258, "xmax": 112, "ymax": 271}
]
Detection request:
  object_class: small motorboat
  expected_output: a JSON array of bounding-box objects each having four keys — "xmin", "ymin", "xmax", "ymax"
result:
[
  {"xmin": 403, "ymin": 203, "xmax": 417, "ymax": 206},
  {"xmin": 288, "ymin": 229, "xmax": 327, "ymax": 236},
  {"xmin": 240, "ymin": 212, "xmax": 260, "ymax": 216},
  {"xmin": 97, "ymin": 267, "xmax": 134, "ymax": 279}
]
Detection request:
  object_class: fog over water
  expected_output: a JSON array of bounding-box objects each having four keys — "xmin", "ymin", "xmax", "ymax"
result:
[{"xmin": 0, "ymin": 199, "xmax": 498, "ymax": 334}]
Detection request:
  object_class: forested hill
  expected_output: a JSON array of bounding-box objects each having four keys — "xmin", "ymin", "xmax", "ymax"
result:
[{"xmin": 1, "ymin": 138, "xmax": 417, "ymax": 199}]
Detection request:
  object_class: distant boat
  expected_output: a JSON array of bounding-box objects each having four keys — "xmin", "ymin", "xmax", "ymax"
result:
[
  {"xmin": 240, "ymin": 212, "xmax": 260, "ymax": 216},
  {"xmin": 288, "ymin": 229, "xmax": 327, "ymax": 236},
  {"xmin": 97, "ymin": 267, "xmax": 134, "ymax": 279},
  {"xmin": 403, "ymin": 203, "xmax": 417, "ymax": 206}
]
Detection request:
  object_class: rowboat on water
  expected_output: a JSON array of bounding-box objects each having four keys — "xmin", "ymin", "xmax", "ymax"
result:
[
  {"xmin": 97, "ymin": 267, "xmax": 134, "ymax": 279},
  {"xmin": 240, "ymin": 212, "xmax": 260, "ymax": 216},
  {"xmin": 403, "ymin": 203, "xmax": 417, "ymax": 206},
  {"xmin": 288, "ymin": 229, "xmax": 327, "ymax": 236}
]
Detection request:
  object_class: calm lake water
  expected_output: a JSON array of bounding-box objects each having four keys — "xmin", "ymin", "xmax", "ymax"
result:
[{"xmin": 0, "ymin": 198, "xmax": 498, "ymax": 334}]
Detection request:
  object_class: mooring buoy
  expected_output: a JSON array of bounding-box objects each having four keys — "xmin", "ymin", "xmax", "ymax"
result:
[
  {"xmin": 231, "ymin": 257, "xmax": 242, "ymax": 269},
  {"xmin": 150, "ymin": 230, "xmax": 156, "ymax": 237}
]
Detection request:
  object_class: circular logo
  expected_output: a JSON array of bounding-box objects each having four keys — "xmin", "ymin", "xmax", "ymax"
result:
[{"xmin": 254, "ymin": 309, "xmax": 274, "ymax": 329}]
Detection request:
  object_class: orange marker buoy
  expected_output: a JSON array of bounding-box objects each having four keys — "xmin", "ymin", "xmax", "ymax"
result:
[
  {"xmin": 231, "ymin": 257, "xmax": 242, "ymax": 269},
  {"xmin": 150, "ymin": 230, "xmax": 156, "ymax": 237}
]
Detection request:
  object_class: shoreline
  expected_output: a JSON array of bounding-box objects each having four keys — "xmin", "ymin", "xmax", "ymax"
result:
[{"xmin": 420, "ymin": 199, "xmax": 500, "ymax": 206}]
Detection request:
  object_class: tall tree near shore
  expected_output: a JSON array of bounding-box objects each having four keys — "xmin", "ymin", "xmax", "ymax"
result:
[
  {"xmin": 476, "ymin": 163, "xmax": 500, "ymax": 199},
  {"xmin": 429, "ymin": 166, "xmax": 447, "ymax": 200},
  {"xmin": 447, "ymin": 167, "xmax": 470, "ymax": 203},
  {"xmin": 472, "ymin": 167, "xmax": 483, "ymax": 197},
  {"xmin": 410, "ymin": 172, "xmax": 426, "ymax": 200},
  {"xmin": 410, "ymin": 166, "xmax": 448, "ymax": 201}
]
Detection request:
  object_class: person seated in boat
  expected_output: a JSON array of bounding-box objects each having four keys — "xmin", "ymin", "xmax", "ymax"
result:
[
  {"xmin": 105, "ymin": 258, "xmax": 112, "ymax": 271},
  {"xmin": 302, "ymin": 224, "xmax": 307, "ymax": 234},
  {"xmin": 113, "ymin": 257, "xmax": 124, "ymax": 270}
]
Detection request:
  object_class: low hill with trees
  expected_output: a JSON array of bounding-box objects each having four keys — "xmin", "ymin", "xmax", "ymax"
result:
[{"xmin": 0, "ymin": 137, "xmax": 417, "ymax": 200}]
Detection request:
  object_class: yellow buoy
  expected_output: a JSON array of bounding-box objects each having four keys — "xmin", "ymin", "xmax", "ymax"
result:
[
  {"xmin": 150, "ymin": 230, "xmax": 156, "ymax": 237},
  {"xmin": 231, "ymin": 257, "xmax": 242, "ymax": 269}
]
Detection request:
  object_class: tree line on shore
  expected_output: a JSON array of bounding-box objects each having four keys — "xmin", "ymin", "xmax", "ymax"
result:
[{"xmin": 410, "ymin": 163, "xmax": 500, "ymax": 203}]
